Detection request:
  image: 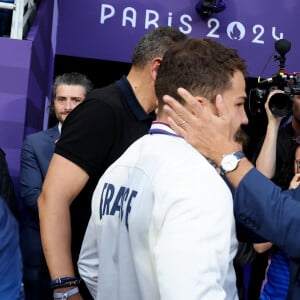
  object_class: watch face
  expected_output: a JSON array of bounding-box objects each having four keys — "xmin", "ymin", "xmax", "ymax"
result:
[{"xmin": 221, "ymin": 154, "xmax": 238, "ymax": 172}]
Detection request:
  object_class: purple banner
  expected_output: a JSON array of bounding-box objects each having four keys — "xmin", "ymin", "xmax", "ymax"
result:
[
  {"xmin": 56, "ymin": 0, "xmax": 300, "ymax": 78},
  {"xmin": 0, "ymin": 0, "xmax": 56, "ymax": 193}
]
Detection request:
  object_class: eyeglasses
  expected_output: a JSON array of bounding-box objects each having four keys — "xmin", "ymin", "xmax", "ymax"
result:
[{"xmin": 55, "ymin": 96, "xmax": 84, "ymax": 105}]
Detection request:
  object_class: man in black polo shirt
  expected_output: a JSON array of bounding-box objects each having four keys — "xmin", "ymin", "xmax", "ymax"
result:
[{"xmin": 38, "ymin": 26, "xmax": 186, "ymax": 300}]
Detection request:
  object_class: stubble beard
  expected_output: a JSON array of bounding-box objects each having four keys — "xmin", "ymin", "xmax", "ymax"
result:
[{"xmin": 234, "ymin": 128, "xmax": 249, "ymax": 149}]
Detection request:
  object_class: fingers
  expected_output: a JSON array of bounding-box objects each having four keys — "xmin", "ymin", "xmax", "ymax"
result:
[
  {"xmin": 289, "ymin": 173, "xmax": 300, "ymax": 189},
  {"xmin": 215, "ymin": 94, "xmax": 233, "ymax": 129},
  {"xmin": 177, "ymin": 87, "xmax": 211, "ymax": 123},
  {"xmin": 178, "ymin": 119, "xmax": 188, "ymax": 127},
  {"xmin": 267, "ymin": 89, "xmax": 283, "ymax": 102},
  {"xmin": 163, "ymin": 98, "xmax": 185, "ymax": 126},
  {"xmin": 176, "ymin": 87, "xmax": 199, "ymax": 115},
  {"xmin": 215, "ymin": 94, "xmax": 227, "ymax": 119},
  {"xmin": 264, "ymin": 89, "xmax": 284, "ymax": 122},
  {"xmin": 165, "ymin": 109, "xmax": 187, "ymax": 138},
  {"xmin": 163, "ymin": 92, "xmax": 191, "ymax": 121},
  {"xmin": 163, "ymin": 88, "xmax": 199, "ymax": 139}
]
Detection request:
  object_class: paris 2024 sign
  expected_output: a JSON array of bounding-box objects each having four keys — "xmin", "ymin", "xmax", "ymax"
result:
[{"xmin": 56, "ymin": 0, "xmax": 300, "ymax": 78}]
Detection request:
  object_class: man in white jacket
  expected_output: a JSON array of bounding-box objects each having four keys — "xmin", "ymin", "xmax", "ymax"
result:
[{"xmin": 78, "ymin": 37, "xmax": 249, "ymax": 300}]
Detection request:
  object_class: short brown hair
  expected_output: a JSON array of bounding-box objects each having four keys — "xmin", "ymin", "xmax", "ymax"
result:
[{"xmin": 155, "ymin": 38, "xmax": 247, "ymax": 109}]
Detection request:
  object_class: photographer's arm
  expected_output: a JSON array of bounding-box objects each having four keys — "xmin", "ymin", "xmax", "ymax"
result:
[{"xmin": 255, "ymin": 90, "xmax": 284, "ymax": 177}]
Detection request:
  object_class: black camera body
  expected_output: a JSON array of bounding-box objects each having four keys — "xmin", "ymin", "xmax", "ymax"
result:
[
  {"xmin": 249, "ymin": 72, "xmax": 300, "ymax": 117},
  {"xmin": 248, "ymin": 39, "xmax": 300, "ymax": 117}
]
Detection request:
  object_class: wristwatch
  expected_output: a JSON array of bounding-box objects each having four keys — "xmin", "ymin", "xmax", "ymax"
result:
[{"xmin": 220, "ymin": 151, "xmax": 245, "ymax": 175}]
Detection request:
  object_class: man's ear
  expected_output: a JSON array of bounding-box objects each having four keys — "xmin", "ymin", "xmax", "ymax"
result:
[
  {"xmin": 196, "ymin": 96, "xmax": 218, "ymax": 115},
  {"xmin": 195, "ymin": 96, "xmax": 209, "ymax": 107},
  {"xmin": 151, "ymin": 57, "xmax": 162, "ymax": 81}
]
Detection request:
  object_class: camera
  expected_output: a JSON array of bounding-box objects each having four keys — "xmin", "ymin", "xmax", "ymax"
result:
[{"xmin": 248, "ymin": 39, "xmax": 300, "ymax": 117}]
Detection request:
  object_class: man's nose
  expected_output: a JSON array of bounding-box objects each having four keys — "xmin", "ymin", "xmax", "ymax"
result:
[
  {"xmin": 242, "ymin": 111, "xmax": 249, "ymax": 125},
  {"xmin": 63, "ymin": 99, "xmax": 74, "ymax": 110}
]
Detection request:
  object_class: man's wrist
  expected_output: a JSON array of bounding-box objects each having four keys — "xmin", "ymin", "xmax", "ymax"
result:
[
  {"xmin": 50, "ymin": 276, "xmax": 81, "ymax": 290},
  {"xmin": 219, "ymin": 151, "xmax": 245, "ymax": 176},
  {"xmin": 209, "ymin": 145, "xmax": 242, "ymax": 166},
  {"xmin": 224, "ymin": 157, "xmax": 253, "ymax": 188}
]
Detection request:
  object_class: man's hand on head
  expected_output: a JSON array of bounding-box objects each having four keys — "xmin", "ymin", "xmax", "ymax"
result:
[{"xmin": 162, "ymin": 87, "xmax": 241, "ymax": 165}]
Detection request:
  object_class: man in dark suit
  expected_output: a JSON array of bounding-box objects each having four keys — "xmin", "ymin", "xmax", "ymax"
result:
[{"xmin": 19, "ymin": 72, "xmax": 92, "ymax": 300}]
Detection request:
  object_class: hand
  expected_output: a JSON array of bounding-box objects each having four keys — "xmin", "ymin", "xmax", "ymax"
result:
[
  {"xmin": 289, "ymin": 173, "xmax": 300, "ymax": 189},
  {"xmin": 162, "ymin": 87, "xmax": 241, "ymax": 164},
  {"xmin": 265, "ymin": 89, "xmax": 284, "ymax": 125}
]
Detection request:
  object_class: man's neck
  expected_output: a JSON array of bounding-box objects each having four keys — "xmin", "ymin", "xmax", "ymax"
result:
[{"xmin": 126, "ymin": 68, "xmax": 157, "ymax": 114}]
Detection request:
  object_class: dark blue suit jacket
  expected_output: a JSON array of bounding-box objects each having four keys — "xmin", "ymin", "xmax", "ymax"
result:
[
  {"xmin": 234, "ymin": 168, "xmax": 300, "ymax": 300},
  {"xmin": 0, "ymin": 196, "xmax": 24, "ymax": 299},
  {"xmin": 19, "ymin": 125, "xmax": 60, "ymax": 276}
]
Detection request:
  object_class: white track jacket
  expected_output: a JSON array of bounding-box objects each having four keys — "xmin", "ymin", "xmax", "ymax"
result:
[{"xmin": 78, "ymin": 122, "xmax": 238, "ymax": 300}]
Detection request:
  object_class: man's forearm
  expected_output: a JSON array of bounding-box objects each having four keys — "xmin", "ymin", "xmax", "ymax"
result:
[
  {"xmin": 37, "ymin": 154, "xmax": 88, "ymax": 300},
  {"xmin": 38, "ymin": 193, "xmax": 75, "ymax": 279},
  {"xmin": 255, "ymin": 122, "xmax": 279, "ymax": 177}
]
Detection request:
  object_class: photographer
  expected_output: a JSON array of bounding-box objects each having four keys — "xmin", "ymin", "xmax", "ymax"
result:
[
  {"xmin": 247, "ymin": 89, "xmax": 286, "ymax": 299},
  {"xmin": 252, "ymin": 90, "xmax": 299, "ymax": 299},
  {"xmin": 254, "ymin": 88, "xmax": 300, "ymax": 185}
]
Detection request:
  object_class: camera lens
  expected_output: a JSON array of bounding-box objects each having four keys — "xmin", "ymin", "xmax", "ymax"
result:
[{"xmin": 268, "ymin": 93, "xmax": 292, "ymax": 117}]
